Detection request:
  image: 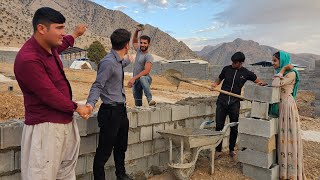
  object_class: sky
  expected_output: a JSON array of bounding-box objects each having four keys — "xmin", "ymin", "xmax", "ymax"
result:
[{"xmin": 91, "ymin": 0, "xmax": 320, "ymax": 54}]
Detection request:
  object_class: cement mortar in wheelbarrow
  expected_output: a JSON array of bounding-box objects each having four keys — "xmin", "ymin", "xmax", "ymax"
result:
[{"xmin": 157, "ymin": 121, "xmax": 238, "ymax": 180}]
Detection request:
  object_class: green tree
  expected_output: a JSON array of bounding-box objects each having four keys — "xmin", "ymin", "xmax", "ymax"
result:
[{"xmin": 87, "ymin": 41, "xmax": 107, "ymax": 65}]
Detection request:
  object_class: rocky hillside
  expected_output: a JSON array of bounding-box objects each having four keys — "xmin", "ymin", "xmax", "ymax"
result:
[
  {"xmin": 198, "ymin": 38, "xmax": 319, "ymax": 69},
  {"xmin": 0, "ymin": 0, "xmax": 198, "ymax": 60}
]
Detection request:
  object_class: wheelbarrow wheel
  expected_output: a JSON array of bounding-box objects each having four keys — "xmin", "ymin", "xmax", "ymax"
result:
[{"xmin": 172, "ymin": 151, "xmax": 195, "ymax": 180}]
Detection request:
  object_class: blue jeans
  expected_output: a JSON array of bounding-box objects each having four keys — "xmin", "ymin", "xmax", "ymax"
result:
[{"xmin": 133, "ymin": 76, "xmax": 152, "ymax": 106}]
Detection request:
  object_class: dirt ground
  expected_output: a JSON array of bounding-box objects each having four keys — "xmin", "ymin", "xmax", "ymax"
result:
[
  {"xmin": 0, "ymin": 62, "xmax": 216, "ymax": 120},
  {"xmin": 1, "ymin": 62, "xmax": 319, "ymax": 179}
]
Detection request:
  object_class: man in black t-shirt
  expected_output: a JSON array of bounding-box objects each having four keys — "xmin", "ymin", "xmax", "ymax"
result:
[{"xmin": 211, "ymin": 51, "xmax": 266, "ymax": 158}]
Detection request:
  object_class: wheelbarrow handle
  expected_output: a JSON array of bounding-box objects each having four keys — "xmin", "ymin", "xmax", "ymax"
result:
[{"xmin": 222, "ymin": 122, "xmax": 239, "ymax": 132}]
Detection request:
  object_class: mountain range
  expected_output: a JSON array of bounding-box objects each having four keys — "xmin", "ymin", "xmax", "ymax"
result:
[
  {"xmin": 196, "ymin": 38, "xmax": 319, "ymax": 69},
  {"xmin": 0, "ymin": 0, "xmax": 198, "ymax": 60}
]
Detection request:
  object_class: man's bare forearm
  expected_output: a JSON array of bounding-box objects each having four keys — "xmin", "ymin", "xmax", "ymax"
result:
[{"xmin": 133, "ymin": 30, "xmax": 139, "ymax": 43}]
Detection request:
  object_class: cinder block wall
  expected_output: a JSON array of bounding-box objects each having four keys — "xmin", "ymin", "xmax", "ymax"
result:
[
  {"xmin": 0, "ymin": 50, "xmax": 18, "ymax": 63},
  {"xmin": 140, "ymin": 60, "xmax": 276, "ymax": 83},
  {"xmin": 0, "ymin": 98, "xmax": 250, "ymax": 179}
]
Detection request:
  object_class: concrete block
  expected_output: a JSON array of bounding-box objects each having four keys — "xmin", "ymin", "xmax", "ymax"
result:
[
  {"xmin": 243, "ymin": 164, "xmax": 279, "ymax": 180},
  {"xmin": 0, "ymin": 172, "xmax": 21, "ymax": 180},
  {"xmin": 190, "ymin": 103, "xmax": 206, "ymax": 117},
  {"xmin": 125, "ymin": 157, "xmax": 148, "ymax": 176},
  {"xmin": 76, "ymin": 115, "xmax": 88, "ymax": 136},
  {"xmin": 143, "ymin": 141, "xmax": 153, "ymax": 156},
  {"xmin": 153, "ymin": 124, "xmax": 164, "ymax": 139},
  {"xmin": 86, "ymin": 153, "xmax": 95, "ymax": 172},
  {"xmin": 128, "ymin": 128, "xmax": 140, "ymax": 145},
  {"xmin": 238, "ymin": 149, "xmax": 276, "ymax": 168},
  {"xmin": 244, "ymin": 84, "xmax": 280, "ymax": 103},
  {"xmin": 205, "ymin": 103, "xmax": 216, "ymax": 115},
  {"xmin": 239, "ymin": 118, "xmax": 278, "ymax": 138},
  {"xmin": 239, "ymin": 134, "xmax": 276, "ymax": 153},
  {"xmin": 0, "ymin": 150, "xmax": 14, "ymax": 173},
  {"xmin": 14, "ymin": 151, "xmax": 20, "ymax": 170},
  {"xmin": 240, "ymin": 101, "xmax": 252, "ymax": 110},
  {"xmin": 161, "ymin": 62, "xmax": 184, "ymax": 77},
  {"xmin": 164, "ymin": 122, "xmax": 175, "ymax": 130},
  {"xmin": 251, "ymin": 101, "xmax": 270, "ymax": 120},
  {"xmin": 75, "ymin": 155, "xmax": 86, "ymax": 175},
  {"xmin": 140, "ymin": 126, "xmax": 153, "ymax": 142},
  {"xmin": 244, "ymin": 111, "xmax": 251, "ymax": 118},
  {"xmin": 171, "ymin": 105, "xmax": 190, "ymax": 121},
  {"xmin": 87, "ymin": 113, "xmax": 99, "ymax": 134},
  {"xmin": 183, "ymin": 62, "xmax": 208, "ymax": 80},
  {"xmin": 0, "ymin": 120, "xmax": 24, "ymax": 149},
  {"xmin": 125, "ymin": 143, "xmax": 144, "ymax": 161},
  {"xmin": 159, "ymin": 106, "xmax": 172, "ymax": 123},
  {"xmin": 193, "ymin": 117, "xmax": 210, "ymax": 129},
  {"xmin": 137, "ymin": 110, "xmax": 150, "ymax": 126},
  {"xmin": 175, "ymin": 120, "xmax": 185, "ymax": 129},
  {"xmin": 79, "ymin": 134, "xmax": 97, "ymax": 155},
  {"xmin": 76, "ymin": 113, "xmax": 99, "ymax": 136},
  {"xmin": 150, "ymin": 109, "xmax": 160, "ymax": 124},
  {"xmin": 151, "ymin": 61, "xmax": 162, "ymax": 74},
  {"xmin": 159, "ymin": 151, "xmax": 170, "ymax": 167},
  {"xmin": 128, "ymin": 112, "xmax": 138, "ymax": 128},
  {"xmin": 184, "ymin": 119, "xmax": 194, "ymax": 128},
  {"xmin": 153, "ymin": 138, "xmax": 167, "ymax": 153},
  {"xmin": 147, "ymin": 153, "xmax": 160, "ymax": 168},
  {"xmin": 208, "ymin": 66, "xmax": 223, "ymax": 81}
]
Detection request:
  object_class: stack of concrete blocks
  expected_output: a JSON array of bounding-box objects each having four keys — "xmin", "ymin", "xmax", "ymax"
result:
[
  {"xmin": 238, "ymin": 84, "xmax": 280, "ymax": 180},
  {"xmin": 0, "ymin": 119, "xmax": 24, "ymax": 179}
]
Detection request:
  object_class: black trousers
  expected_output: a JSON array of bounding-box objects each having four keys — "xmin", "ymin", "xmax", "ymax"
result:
[
  {"xmin": 215, "ymin": 100, "xmax": 240, "ymax": 152},
  {"xmin": 93, "ymin": 103, "xmax": 129, "ymax": 180}
]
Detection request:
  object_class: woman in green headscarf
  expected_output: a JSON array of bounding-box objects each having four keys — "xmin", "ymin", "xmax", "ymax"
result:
[{"xmin": 271, "ymin": 51, "xmax": 305, "ymax": 180}]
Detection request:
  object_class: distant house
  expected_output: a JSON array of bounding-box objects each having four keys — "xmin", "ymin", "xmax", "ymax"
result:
[
  {"xmin": 70, "ymin": 61, "xmax": 92, "ymax": 70},
  {"xmin": 292, "ymin": 64, "xmax": 307, "ymax": 71},
  {"xmin": 74, "ymin": 57, "xmax": 91, "ymax": 61},
  {"xmin": 60, "ymin": 47, "xmax": 95, "ymax": 69},
  {"xmin": 60, "ymin": 47, "xmax": 87, "ymax": 61}
]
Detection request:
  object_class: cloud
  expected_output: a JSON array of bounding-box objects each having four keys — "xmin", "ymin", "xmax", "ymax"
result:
[
  {"xmin": 96, "ymin": 0, "xmax": 211, "ymax": 11},
  {"xmin": 193, "ymin": 0, "xmax": 320, "ymax": 54},
  {"xmin": 177, "ymin": 37, "xmax": 225, "ymax": 51},
  {"xmin": 216, "ymin": 0, "xmax": 320, "ymax": 25},
  {"xmin": 193, "ymin": 21, "xmax": 228, "ymax": 34},
  {"xmin": 113, "ymin": 5, "xmax": 128, "ymax": 11}
]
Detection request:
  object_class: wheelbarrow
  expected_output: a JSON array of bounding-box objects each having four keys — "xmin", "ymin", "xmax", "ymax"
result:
[{"xmin": 157, "ymin": 121, "xmax": 239, "ymax": 180}]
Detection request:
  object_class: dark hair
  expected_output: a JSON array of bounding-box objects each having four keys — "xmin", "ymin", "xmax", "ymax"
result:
[
  {"xmin": 231, "ymin": 51, "xmax": 245, "ymax": 63},
  {"xmin": 273, "ymin": 51, "xmax": 280, "ymax": 60},
  {"xmin": 110, "ymin": 29, "xmax": 131, "ymax": 50},
  {"xmin": 32, "ymin": 7, "xmax": 66, "ymax": 32},
  {"xmin": 140, "ymin": 35, "xmax": 151, "ymax": 43}
]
